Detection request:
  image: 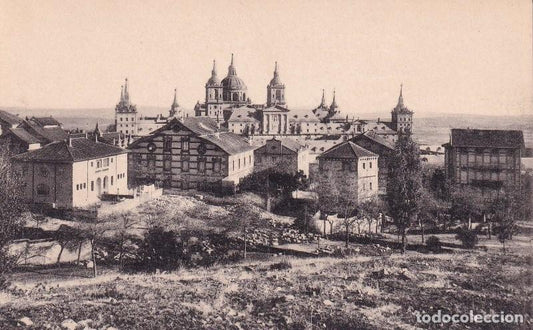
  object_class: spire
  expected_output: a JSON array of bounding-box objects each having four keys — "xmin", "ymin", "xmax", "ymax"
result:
[
  {"xmin": 94, "ymin": 121, "xmax": 101, "ymax": 137},
  {"xmin": 212, "ymin": 59, "xmax": 217, "ymax": 77},
  {"xmin": 170, "ymin": 88, "xmax": 179, "ymax": 117},
  {"xmin": 228, "ymin": 53, "xmax": 237, "ymax": 76},
  {"xmin": 120, "ymin": 85, "xmax": 124, "ymax": 102},
  {"xmin": 397, "ymin": 83, "xmax": 404, "ymax": 107},
  {"xmin": 274, "ymin": 61, "xmax": 278, "ymax": 75},
  {"xmin": 330, "ymin": 89, "xmax": 338, "ymax": 111},
  {"xmin": 172, "ymin": 88, "xmax": 178, "ymax": 108},
  {"xmin": 124, "ymin": 78, "xmax": 130, "ymax": 104},
  {"xmin": 319, "ymin": 89, "xmax": 326, "ymax": 107}
]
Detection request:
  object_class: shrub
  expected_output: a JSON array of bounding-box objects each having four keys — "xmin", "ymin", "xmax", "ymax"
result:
[
  {"xmin": 269, "ymin": 259, "xmax": 292, "ymax": 271},
  {"xmin": 426, "ymin": 236, "xmax": 442, "ymax": 252},
  {"xmin": 455, "ymin": 228, "xmax": 479, "ymax": 249}
]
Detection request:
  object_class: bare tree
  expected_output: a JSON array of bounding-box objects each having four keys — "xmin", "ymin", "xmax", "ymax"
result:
[{"xmin": 0, "ymin": 143, "xmax": 26, "ymax": 286}]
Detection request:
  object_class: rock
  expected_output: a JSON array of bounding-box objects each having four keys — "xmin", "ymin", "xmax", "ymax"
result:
[
  {"xmin": 78, "ymin": 319, "xmax": 93, "ymax": 327},
  {"xmin": 86, "ymin": 261, "xmax": 94, "ymax": 269},
  {"xmin": 323, "ymin": 299, "xmax": 334, "ymax": 306},
  {"xmin": 106, "ymin": 327, "xmax": 119, "ymax": 330},
  {"xmin": 18, "ymin": 317, "xmax": 33, "ymax": 326},
  {"xmin": 285, "ymin": 294, "xmax": 295, "ymax": 301},
  {"xmin": 60, "ymin": 319, "xmax": 78, "ymax": 330}
]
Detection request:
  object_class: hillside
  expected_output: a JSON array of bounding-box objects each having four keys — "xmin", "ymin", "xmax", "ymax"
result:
[{"xmin": 1, "ymin": 244, "xmax": 530, "ymax": 329}]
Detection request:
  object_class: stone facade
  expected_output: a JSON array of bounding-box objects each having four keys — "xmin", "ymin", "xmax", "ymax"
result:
[
  {"xmin": 128, "ymin": 117, "xmax": 255, "ymax": 190},
  {"xmin": 317, "ymin": 141, "xmax": 379, "ymax": 203},
  {"xmin": 254, "ymin": 138, "xmax": 310, "ymax": 176}
]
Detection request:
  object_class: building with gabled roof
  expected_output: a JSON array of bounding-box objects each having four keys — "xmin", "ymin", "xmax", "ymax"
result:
[
  {"xmin": 227, "ymin": 105, "xmax": 260, "ymax": 135},
  {"xmin": 127, "ymin": 117, "xmax": 255, "ymax": 191},
  {"xmin": 351, "ymin": 130, "xmax": 395, "ymax": 195},
  {"xmin": 0, "ymin": 114, "xmax": 68, "ymax": 154},
  {"xmin": 11, "ymin": 137, "xmax": 129, "ymax": 209},
  {"xmin": 0, "ymin": 109, "xmax": 23, "ymax": 136},
  {"xmin": 254, "ymin": 137, "xmax": 310, "ymax": 176},
  {"xmin": 317, "ymin": 141, "xmax": 379, "ymax": 202},
  {"xmin": 443, "ymin": 128, "xmax": 524, "ymax": 192}
]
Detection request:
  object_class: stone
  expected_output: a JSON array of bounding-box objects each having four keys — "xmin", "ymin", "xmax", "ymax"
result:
[
  {"xmin": 323, "ymin": 299, "xmax": 334, "ymax": 306},
  {"xmin": 18, "ymin": 317, "xmax": 33, "ymax": 326},
  {"xmin": 285, "ymin": 294, "xmax": 295, "ymax": 301},
  {"xmin": 78, "ymin": 319, "xmax": 93, "ymax": 327},
  {"xmin": 60, "ymin": 319, "xmax": 78, "ymax": 330}
]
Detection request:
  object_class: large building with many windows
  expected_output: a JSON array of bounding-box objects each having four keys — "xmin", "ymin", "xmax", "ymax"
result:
[
  {"xmin": 12, "ymin": 137, "xmax": 128, "ymax": 209},
  {"xmin": 443, "ymin": 129, "xmax": 524, "ymax": 191},
  {"xmin": 127, "ymin": 117, "xmax": 255, "ymax": 190}
]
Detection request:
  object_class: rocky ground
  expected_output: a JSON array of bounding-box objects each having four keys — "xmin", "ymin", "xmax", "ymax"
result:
[{"xmin": 1, "ymin": 240, "xmax": 531, "ymax": 329}]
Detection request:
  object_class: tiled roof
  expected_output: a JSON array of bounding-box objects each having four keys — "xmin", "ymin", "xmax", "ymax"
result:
[
  {"xmin": 449, "ymin": 129, "xmax": 525, "ymax": 149},
  {"xmin": 200, "ymin": 132, "xmax": 255, "ymax": 155},
  {"xmin": 227, "ymin": 106, "xmax": 259, "ymax": 122},
  {"xmin": 0, "ymin": 110, "xmax": 23, "ymax": 126},
  {"xmin": 131, "ymin": 117, "xmax": 253, "ymax": 155},
  {"xmin": 29, "ymin": 116, "xmax": 62, "ymax": 127},
  {"xmin": 352, "ymin": 131, "xmax": 395, "ymax": 150},
  {"xmin": 291, "ymin": 110, "xmax": 321, "ymax": 122},
  {"xmin": 318, "ymin": 141, "xmax": 377, "ymax": 159},
  {"xmin": 12, "ymin": 138, "xmax": 127, "ymax": 163},
  {"xmin": 7, "ymin": 127, "xmax": 42, "ymax": 144}
]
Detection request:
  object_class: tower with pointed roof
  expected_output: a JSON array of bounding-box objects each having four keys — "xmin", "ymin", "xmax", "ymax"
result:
[
  {"xmin": 267, "ymin": 61, "xmax": 286, "ymax": 107},
  {"xmin": 390, "ymin": 84, "xmax": 414, "ymax": 132},
  {"xmin": 114, "ymin": 78, "xmax": 138, "ymax": 135},
  {"xmin": 201, "ymin": 60, "xmax": 224, "ymax": 118},
  {"xmin": 329, "ymin": 89, "xmax": 338, "ymax": 115},
  {"xmin": 169, "ymin": 88, "xmax": 182, "ymax": 119}
]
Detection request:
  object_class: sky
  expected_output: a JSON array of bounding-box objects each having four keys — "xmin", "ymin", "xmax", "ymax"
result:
[{"xmin": 0, "ymin": 0, "xmax": 531, "ymax": 117}]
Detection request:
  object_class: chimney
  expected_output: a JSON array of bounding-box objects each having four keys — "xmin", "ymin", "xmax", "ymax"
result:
[
  {"xmin": 68, "ymin": 136, "xmax": 72, "ymax": 147},
  {"xmin": 95, "ymin": 133, "xmax": 98, "ymax": 143}
]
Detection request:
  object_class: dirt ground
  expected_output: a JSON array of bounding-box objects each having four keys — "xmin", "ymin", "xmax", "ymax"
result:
[{"xmin": 1, "ymin": 233, "xmax": 531, "ymax": 330}]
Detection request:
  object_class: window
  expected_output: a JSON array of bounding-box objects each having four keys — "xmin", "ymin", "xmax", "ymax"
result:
[
  {"xmin": 249, "ymin": 155, "xmax": 252, "ymax": 165},
  {"xmin": 370, "ymin": 182, "xmax": 373, "ymax": 190},
  {"xmin": 369, "ymin": 162, "xmax": 372, "ymax": 169},
  {"xmin": 213, "ymin": 158, "xmax": 221, "ymax": 173},
  {"xmin": 244, "ymin": 157, "xmax": 246, "ymax": 166},
  {"xmin": 232, "ymin": 160, "xmax": 235, "ymax": 171},
  {"xmin": 147, "ymin": 154, "xmax": 156, "ymax": 169},
  {"xmin": 36, "ymin": 183, "xmax": 49, "ymax": 196},
  {"xmin": 103, "ymin": 158, "xmax": 110, "ymax": 167},
  {"xmin": 182, "ymin": 158, "xmax": 189, "ymax": 172},
  {"xmin": 126, "ymin": 117, "xmax": 128, "ymax": 121},
  {"xmin": 238, "ymin": 159, "xmax": 241, "ymax": 169},
  {"xmin": 198, "ymin": 158, "xmax": 206, "ymax": 173},
  {"xmin": 111, "ymin": 176, "xmax": 114, "ymax": 185},
  {"xmin": 181, "ymin": 137, "xmax": 189, "ymax": 152},
  {"xmin": 76, "ymin": 184, "xmax": 79, "ymax": 190},
  {"xmin": 91, "ymin": 162, "xmax": 93, "ymax": 167},
  {"xmin": 39, "ymin": 166, "xmax": 49, "ymax": 177},
  {"xmin": 120, "ymin": 118, "xmax": 123, "ymax": 121},
  {"xmin": 91, "ymin": 181, "xmax": 94, "ymax": 191},
  {"xmin": 164, "ymin": 136, "xmax": 172, "ymax": 152},
  {"xmin": 362, "ymin": 162, "xmax": 366, "ymax": 169},
  {"xmin": 83, "ymin": 183, "xmax": 86, "ymax": 189},
  {"xmin": 163, "ymin": 155, "xmax": 172, "ymax": 171}
]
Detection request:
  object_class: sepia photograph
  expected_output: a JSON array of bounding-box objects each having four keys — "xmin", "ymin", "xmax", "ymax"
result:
[{"xmin": 0, "ymin": 0, "xmax": 531, "ymax": 329}]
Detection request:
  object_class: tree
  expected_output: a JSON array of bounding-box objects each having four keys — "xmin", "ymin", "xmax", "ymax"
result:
[
  {"xmin": 108, "ymin": 211, "xmax": 139, "ymax": 271},
  {"xmin": 449, "ymin": 186, "xmax": 487, "ymax": 229},
  {"xmin": 386, "ymin": 130, "xmax": 423, "ymax": 253},
  {"xmin": 239, "ymin": 166, "xmax": 308, "ymax": 212},
  {"xmin": 491, "ymin": 190, "xmax": 523, "ymax": 253},
  {"xmin": 225, "ymin": 204, "xmax": 265, "ymax": 259},
  {"xmin": 359, "ymin": 198, "xmax": 383, "ymax": 234},
  {"xmin": 54, "ymin": 225, "xmax": 83, "ymax": 264},
  {"xmin": 0, "ymin": 143, "xmax": 26, "ymax": 287},
  {"xmin": 315, "ymin": 171, "xmax": 360, "ymax": 247},
  {"xmin": 79, "ymin": 218, "xmax": 112, "ymax": 278}
]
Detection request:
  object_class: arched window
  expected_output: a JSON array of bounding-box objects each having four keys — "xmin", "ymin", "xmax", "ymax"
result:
[
  {"xmin": 36, "ymin": 183, "xmax": 49, "ymax": 196},
  {"xmin": 233, "ymin": 93, "xmax": 238, "ymax": 101}
]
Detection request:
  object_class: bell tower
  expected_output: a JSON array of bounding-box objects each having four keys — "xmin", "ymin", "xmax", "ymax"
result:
[{"xmin": 267, "ymin": 61, "xmax": 286, "ymax": 107}]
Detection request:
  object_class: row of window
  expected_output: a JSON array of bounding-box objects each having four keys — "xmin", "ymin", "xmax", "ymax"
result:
[
  {"xmin": 362, "ymin": 182, "xmax": 374, "ymax": 191},
  {"xmin": 91, "ymin": 157, "xmax": 113, "ymax": 168},
  {"xmin": 119, "ymin": 124, "xmax": 135, "ymax": 127},
  {"xmin": 231, "ymin": 155, "xmax": 252, "ymax": 172},
  {"xmin": 119, "ymin": 117, "xmax": 135, "ymax": 121},
  {"xmin": 459, "ymin": 170, "xmax": 515, "ymax": 184}
]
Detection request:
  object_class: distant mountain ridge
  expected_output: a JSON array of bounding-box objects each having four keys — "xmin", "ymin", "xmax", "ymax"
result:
[{"xmin": 2, "ymin": 106, "xmax": 531, "ymax": 147}]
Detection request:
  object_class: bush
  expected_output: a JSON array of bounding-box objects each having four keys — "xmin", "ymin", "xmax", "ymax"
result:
[
  {"xmin": 426, "ymin": 236, "xmax": 442, "ymax": 252},
  {"xmin": 269, "ymin": 259, "xmax": 292, "ymax": 271},
  {"xmin": 455, "ymin": 228, "xmax": 479, "ymax": 249}
]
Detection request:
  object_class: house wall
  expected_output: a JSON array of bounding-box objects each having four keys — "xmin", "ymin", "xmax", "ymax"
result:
[
  {"xmin": 128, "ymin": 127, "xmax": 253, "ymax": 190},
  {"xmin": 317, "ymin": 156, "xmax": 379, "ymax": 203},
  {"xmin": 15, "ymin": 162, "xmax": 73, "ymax": 208},
  {"xmin": 115, "ymin": 112, "xmax": 137, "ymax": 135},
  {"xmin": 445, "ymin": 146, "xmax": 521, "ymax": 190}
]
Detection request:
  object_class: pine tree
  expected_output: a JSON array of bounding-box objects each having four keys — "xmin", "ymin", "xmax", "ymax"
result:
[{"xmin": 386, "ymin": 130, "xmax": 422, "ymax": 253}]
